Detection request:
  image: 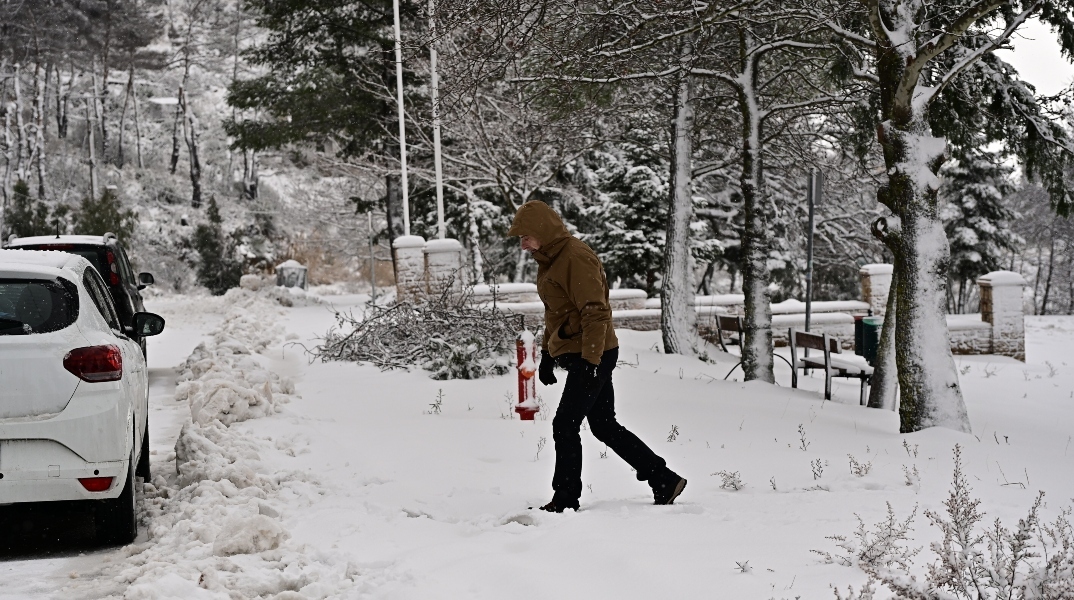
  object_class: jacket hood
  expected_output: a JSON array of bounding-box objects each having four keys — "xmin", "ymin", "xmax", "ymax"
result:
[{"xmin": 507, "ymin": 201, "xmax": 570, "ymax": 246}]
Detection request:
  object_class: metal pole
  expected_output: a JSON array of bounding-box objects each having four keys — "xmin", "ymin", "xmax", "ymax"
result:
[
  {"xmin": 392, "ymin": 0, "xmax": 410, "ymax": 236},
  {"xmin": 805, "ymin": 169, "xmax": 816, "ymax": 333},
  {"xmin": 429, "ymin": 0, "xmax": 445, "ymax": 240},
  {"xmin": 369, "ymin": 211, "xmax": 377, "ymax": 303}
]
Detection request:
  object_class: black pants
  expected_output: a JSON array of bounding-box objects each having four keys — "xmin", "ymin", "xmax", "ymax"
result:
[{"xmin": 551, "ymin": 347, "xmax": 670, "ymax": 505}]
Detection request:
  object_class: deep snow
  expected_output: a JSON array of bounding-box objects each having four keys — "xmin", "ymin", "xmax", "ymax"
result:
[{"xmin": 2, "ymin": 292, "xmax": 1073, "ymax": 599}]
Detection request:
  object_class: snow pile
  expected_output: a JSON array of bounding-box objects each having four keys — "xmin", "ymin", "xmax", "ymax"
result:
[
  {"xmin": 176, "ymin": 300, "xmax": 294, "ymax": 425},
  {"xmin": 64, "ymin": 295, "xmax": 360, "ymax": 599}
]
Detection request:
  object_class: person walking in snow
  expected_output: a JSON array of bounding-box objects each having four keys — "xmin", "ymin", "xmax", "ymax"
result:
[{"xmin": 508, "ymin": 200, "xmax": 687, "ymax": 512}]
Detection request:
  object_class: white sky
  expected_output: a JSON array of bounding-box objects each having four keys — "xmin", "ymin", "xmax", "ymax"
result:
[{"xmin": 995, "ymin": 17, "xmax": 1074, "ymax": 96}]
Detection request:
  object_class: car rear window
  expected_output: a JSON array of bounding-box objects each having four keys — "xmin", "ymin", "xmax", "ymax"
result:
[
  {"xmin": 0, "ymin": 278, "xmax": 79, "ymax": 335},
  {"xmin": 15, "ymin": 245, "xmax": 109, "ymax": 283}
]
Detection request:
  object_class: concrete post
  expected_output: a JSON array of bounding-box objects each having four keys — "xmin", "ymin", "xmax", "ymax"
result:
[
  {"xmin": 859, "ymin": 264, "xmax": 894, "ymax": 316},
  {"xmin": 978, "ymin": 271, "xmax": 1027, "ymax": 361},
  {"xmin": 424, "ymin": 238, "xmax": 464, "ymax": 297},
  {"xmin": 393, "ymin": 235, "xmax": 426, "ymax": 301}
]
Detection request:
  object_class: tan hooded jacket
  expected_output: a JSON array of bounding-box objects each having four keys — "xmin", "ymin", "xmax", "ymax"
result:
[{"xmin": 508, "ymin": 201, "xmax": 618, "ymax": 365}]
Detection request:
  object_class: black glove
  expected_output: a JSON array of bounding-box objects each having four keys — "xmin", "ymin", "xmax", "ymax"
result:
[
  {"xmin": 572, "ymin": 358, "xmax": 600, "ymax": 388},
  {"xmin": 538, "ymin": 350, "xmax": 558, "ymax": 386}
]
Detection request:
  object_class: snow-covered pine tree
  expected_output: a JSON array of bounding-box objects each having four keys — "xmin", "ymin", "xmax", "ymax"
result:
[
  {"xmin": 577, "ymin": 136, "xmax": 669, "ymax": 295},
  {"xmin": 939, "ymin": 150, "xmax": 1019, "ymax": 313}
]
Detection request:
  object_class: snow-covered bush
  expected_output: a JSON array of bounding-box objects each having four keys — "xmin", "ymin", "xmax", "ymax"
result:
[{"xmin": 312, "ymin": 286, "xmax": 519, "ymax": 380}]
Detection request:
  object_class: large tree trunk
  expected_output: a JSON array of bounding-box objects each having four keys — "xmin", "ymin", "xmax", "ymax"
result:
[
  {"xmin": 891, "ymin": 207, "xmax": 969, "ymax": 433},
  {"xmin": 738, "ymin": 70, "xmax": 774, "ymax": 383},
  {"xmin": 660, "ymin": 40, "xmax": 697, "ymax": 356}
]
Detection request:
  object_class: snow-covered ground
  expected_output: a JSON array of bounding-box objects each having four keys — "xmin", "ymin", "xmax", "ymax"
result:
[{"xmin": 3, "ymin": 292, "xmax": 1073, "ymax": 599}]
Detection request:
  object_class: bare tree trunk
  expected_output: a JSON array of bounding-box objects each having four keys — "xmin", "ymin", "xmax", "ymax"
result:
[
  {"xmin": 132, "ymin": 79, "xmax": 144, "ymax": 169},
  {"xmin": 513, "ymin": 247, "xmax": 528, "ymax": 283},
  {"xmin": 467, "ymin": 192, "xmax": 484, "ymax": 284},
  {"xmin": 242, "ymin": 149, "xmax": 258, "ymax": 198},
  {"xmin": 118, "ymin": 69, "xmax": 133, "ymax": 167},
  {"xmin": 91, "ymin": 58, "xmax": 106, "ymax": 166},
  {"xmin": 56, "ymin": 62, "xmax": 74, "ymax": 139},
  {"xmin": 661, "ymin": 40, "xmax": 697, "ymax": 356},
  {"xmin": 1, "ymin": 65, "xmax": 11, "ymax": 232},
  {"xmin": 86, "ymin": 101, "xmax": 98, "ymax": 200},
  {"xmin": 738, "ymin": 71, "xmax": 774, "ymax": 383},
  {"xmin": 13, "ymin": 63, "xmax": 27, "ymax": 182},
  {"xmin": 1042, "ymin": 227, "xmax": 1056, "ymax": 315},
  {"xmin": 170, "ymin": 91, "xmax": 182, "ymax": 174},
  {"xmin": 180, "ymin": 87, "xmax": 202, "ymax": 208},
  {"xmin": 32, "ymin": 62, "xmax": 46, "ymax": 199}
]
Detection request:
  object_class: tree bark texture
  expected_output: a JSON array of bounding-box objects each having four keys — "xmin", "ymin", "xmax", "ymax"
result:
[
  {"xmin": 737, "ymin": 49, "xmax": 774, "ymax": 383},
  {"xmin": 661, "ymin": 42, "xmax": 697, "ymax": 356}
]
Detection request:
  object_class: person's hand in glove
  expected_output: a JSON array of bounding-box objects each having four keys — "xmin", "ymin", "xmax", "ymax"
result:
[
  {"xmin": 538, "ymin": 350, "xmax": 557, "ymax": 386},
  {"xmin": 572, "ymin": 358, "xmax": 600, "ymax": 389}
]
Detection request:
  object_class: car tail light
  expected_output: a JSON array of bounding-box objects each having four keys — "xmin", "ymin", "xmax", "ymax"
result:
[
  {"xmin": 78, "ymin": 477, "xmax": 114, "ymax": 492},
  {"xmin": 105, "ymin": 250, "xmax": 120, "ymax": 286},
  {"xmin": 63, "ymin": 345, "xmax": 123, "ymax": 382},
  {"xmin": 31, "ymin": 244, "xmax": 76, "ymax": 250}
]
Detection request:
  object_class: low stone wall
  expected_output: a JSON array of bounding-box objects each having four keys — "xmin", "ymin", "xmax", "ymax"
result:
[{"xmin": 394, "ymin": 246, "xmax": 1027, "ymax": 360}]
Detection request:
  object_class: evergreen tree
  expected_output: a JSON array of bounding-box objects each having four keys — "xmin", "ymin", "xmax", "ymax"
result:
[
  {"xmin": 940, "ymin": 151, "xmax": 1020, "ymax": 313},
  {"xmin": 72, "ymin": 187, "xmax": 137, "ymax": 242},
  {"xmin": 225, "ymin": 0, "xmax": 408, "ymax": 158},
  {"xmin": 578, "ymin": 138, "xmax": 669, "ymax": 295},
  {"xmin": 3, "ymin": 180, "xmax": 50, "ymax": 239},
  {"xmin": 193, "ymin": 197, "xmax": 242, "ymax": 295}
]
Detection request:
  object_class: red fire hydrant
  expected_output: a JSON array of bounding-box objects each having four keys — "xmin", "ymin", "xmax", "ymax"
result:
[{"xmin": 515, "ymin": 330, "xmax": 539, "ymax": 420}]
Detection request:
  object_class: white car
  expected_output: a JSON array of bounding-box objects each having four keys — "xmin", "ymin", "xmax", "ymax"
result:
[{"xmin": 0, "ymin": 249, "xmax": 164, "ymax": 545}]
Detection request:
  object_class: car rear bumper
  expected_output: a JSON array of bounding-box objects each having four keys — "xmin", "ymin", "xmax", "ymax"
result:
[
  {"xmin": 0, "ymin": 381, "xmax": 134, "ymax": 505},
  {"xmin": 0, "ymin": 450, "xmax": 127, "ymax": 504}
]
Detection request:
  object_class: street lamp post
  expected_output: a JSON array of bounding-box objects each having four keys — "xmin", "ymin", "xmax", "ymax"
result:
[
  {"xmin": 429, "ymin": 0, "xmax": 446, "ymax": 240},
  {"xmin": 392, "ymin": 0, "xmax": 410, "ymax": 236}
]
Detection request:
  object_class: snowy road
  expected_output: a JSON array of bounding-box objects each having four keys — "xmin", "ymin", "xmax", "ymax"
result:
[{"xmin": 1, "ymin": 290, "xmax": 1072, "ymax": 599}]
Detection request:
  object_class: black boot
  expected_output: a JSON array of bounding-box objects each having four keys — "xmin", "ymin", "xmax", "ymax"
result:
[
  {"xmin": 538, "ymin": 499, "xmax": 579, "ymax": 513},
  {"xmin": 652, "ymin": 472, "xmax": 687, "ymax": 505}
]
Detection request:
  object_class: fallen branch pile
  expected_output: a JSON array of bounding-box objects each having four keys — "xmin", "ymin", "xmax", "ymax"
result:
[{"xmin": 311, "ymin": 286, "xmax": 524, "ymax": 380}]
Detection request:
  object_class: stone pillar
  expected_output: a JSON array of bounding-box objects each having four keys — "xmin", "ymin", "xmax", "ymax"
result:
[
  {"xmin": 978, "ymin": 271, "xmax": 1027, "ymax": 361},
  {"xmin": 859, "ymin": 264, "xmax": 893, "ymax": 316},
  {"xmin": 393, "ymin": 235, "xmax": 426, "ymax": 301},
  {"xmin": 424, "ymin": 238, "xmax": 465, "ymax": 297}
]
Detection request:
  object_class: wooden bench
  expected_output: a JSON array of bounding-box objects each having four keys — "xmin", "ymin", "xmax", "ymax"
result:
[
  {"xmin": 716, "ymin": 316, "xmax": 793, "ymax": 379},
  {"xmin": 714, "ymin": 315, "xmax": 744, "ymax": 353},
  {"xmin": 788, "ymin": 328, "xmax": 873, "ymax": 404}
]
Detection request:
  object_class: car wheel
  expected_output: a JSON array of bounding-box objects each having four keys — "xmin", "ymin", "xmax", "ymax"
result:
[
  {"xmin": 94, "ymin": 448, "xmax": 137, "ymax": 546},
  {"xmin": 136, "ymin": 427, "xmax": 151, "ymax": 480}
]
